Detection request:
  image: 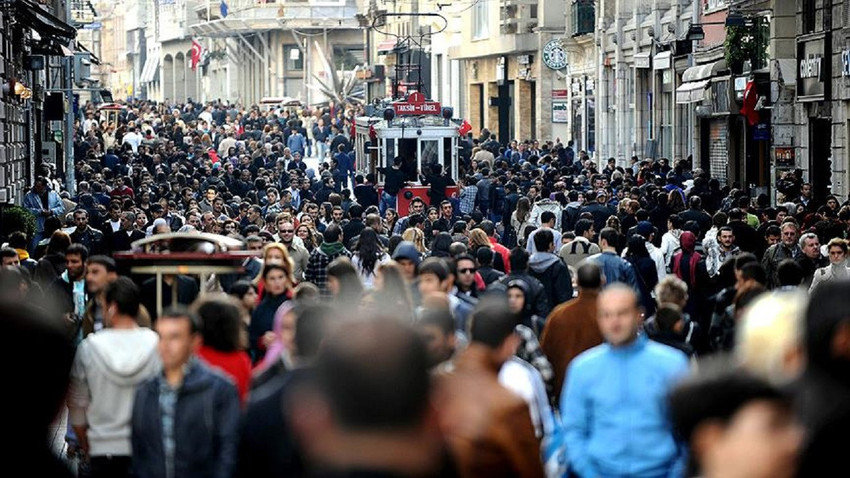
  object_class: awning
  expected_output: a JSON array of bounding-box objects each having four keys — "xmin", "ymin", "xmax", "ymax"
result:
[
  {"xmin": 76, "ymin": 42, "xmax": 101, "ymax": 65},
  {"xmin": 653, "ymin": 51, "xmax": 672, "ymax": 70},
  {"xmin": 30, "ymin": 40, "xmax": 75, "ymax": 57},
  {"xmin": 635, "ymin": 52, "xmax": 651, "ymax": 69},
  {"xmin": 140, "ymin": 55, "xmax": 160, "ymax": 83},
  {"xmin": 681, "ymin": 59, "xmax": 727, "ymax": 83},
  {"xmin": 376, "ymin": 38, "xmax": 398, "ymax": 55},
  {"xmin": 676, "ymin": 79, "xmax": 710, "ymax": 104},
  {"xmin": 14, "ymin": 0, "xmax": 76, "ymax": 39}
]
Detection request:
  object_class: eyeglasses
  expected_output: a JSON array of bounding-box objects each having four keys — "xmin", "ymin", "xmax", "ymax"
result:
[{"xmin": 458, "ymin": 268, "xmax": 476, "ymax": 274}]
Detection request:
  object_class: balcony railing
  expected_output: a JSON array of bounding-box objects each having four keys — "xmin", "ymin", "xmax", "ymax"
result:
[{"xmin": 571, "ymin": 0, "xmax": 594, "ymax": 36}]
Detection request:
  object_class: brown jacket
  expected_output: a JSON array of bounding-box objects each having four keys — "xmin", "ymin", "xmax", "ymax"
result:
[
  {"xmin": 436, "ymin": 345, "xmax": 545, "ymax": 478},
  {"xmin": 82, "ymin": 297, "xmax": 152, "ymax": 337},
  {"xmin": 540, "ymin": 290, "xmax": 603, "ymax": 403}
]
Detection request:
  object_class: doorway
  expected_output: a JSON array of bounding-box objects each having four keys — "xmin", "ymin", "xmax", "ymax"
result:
[{"xmin": 809, "ymin": 117, "xmax": 832, "ymax": 203}]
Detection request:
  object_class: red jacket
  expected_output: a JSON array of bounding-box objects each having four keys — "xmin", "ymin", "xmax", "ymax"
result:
[
  {"xmin": 489, "ymin": 237, "xmax": 512, "ymax": 274},
  {"xmin": 198, "ymin": 345, "xmax": 252, "ymax": 404}
]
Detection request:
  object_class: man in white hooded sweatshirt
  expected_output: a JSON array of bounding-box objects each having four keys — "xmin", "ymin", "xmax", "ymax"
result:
[{"xmin": 69, "ymin": 277, "xmax": 160, "ymax": 478}]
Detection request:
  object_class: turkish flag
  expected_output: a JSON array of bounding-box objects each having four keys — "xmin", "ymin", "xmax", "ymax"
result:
[
  {"xmin": 458, "ymin": 119, "xmax": 472, "ymax": 136},
  {"xmin": 740, "ymin": 80, "xmax": 760, "ymax": 126},
  {"xmin": 190, "ymin": 39, "xmax": 203, "ymax": 71}
]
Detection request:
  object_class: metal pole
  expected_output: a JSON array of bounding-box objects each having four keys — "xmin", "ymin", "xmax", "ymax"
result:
[
  {"xmin": 64, "ymin": 0, "xmax": 76, "ymax": 197},
  {"xmin": 64, "ymin": 55, "xmax": 76, "ymax": 197}
]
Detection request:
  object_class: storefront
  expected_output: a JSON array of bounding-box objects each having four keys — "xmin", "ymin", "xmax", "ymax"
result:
[{"xmin": 797, "ymin": 32, "xmax": 832, "ymax": 203}]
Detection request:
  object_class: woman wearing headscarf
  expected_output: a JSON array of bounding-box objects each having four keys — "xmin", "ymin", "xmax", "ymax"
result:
[
  {"xmin": 624, "ymin": 234, "xmax": 659, "ymax": 317},
  {"xmin": 249, "ymin": 263, "xmax": 294, "ymax": 364}
]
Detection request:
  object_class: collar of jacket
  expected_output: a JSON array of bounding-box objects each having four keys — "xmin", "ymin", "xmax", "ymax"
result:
[
  {"xmin": 153, "ymin": 358, "xmax": 213, "ymax": 395},
  {"xmin": 454, "ymin": 344, "xmax": 502, "ymax": 376},
  {"xmin": 606, "ymin": 333, "xmax": 649, "ymax": 355}
]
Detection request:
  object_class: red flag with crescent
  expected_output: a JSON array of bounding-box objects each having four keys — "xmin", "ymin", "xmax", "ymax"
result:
[{"xmin": 190, "ymin": 39, "xmax": 203, "ymax": 71}]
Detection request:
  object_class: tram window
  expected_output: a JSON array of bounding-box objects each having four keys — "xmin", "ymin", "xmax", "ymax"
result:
[
  {"xmin": 420, "ymin": 140, "xmax": 439, "ymax": 176},
  {"xmin": 443, "ymin": 138, "xmax": 453, "ymax": 176},
  {"xmin": 398, "ymin": 139, "xmax": 418, "ymax": 181}
]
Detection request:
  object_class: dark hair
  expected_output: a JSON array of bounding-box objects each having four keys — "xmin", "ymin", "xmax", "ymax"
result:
[
  {"xmin": 739, "ymin": 262, "xmax": 767, "ymax": 285},
  {"xmin": 475, "ymin": 247, "xmax": 494, "ymax": 267},
  {"xmin": 419, "ymin": 257, "xmax": 450, "ymax": 282},
  {"xmin": 227, "ymin": 280, "xmax": 257, "ymax": 299},
  {"xmin": 323, "ymin": 223, "xmax": 342, "ymax": 243},
  {"xmin": 734, "ymin": 252, "xmax": 758, "ymax": 271},
  {"xmin": 670, "ymin": 367, "xmax": 785, "ymax": 473},
  {"xmin": 468, "ymin": 298, "xmax": 519, "ymax": 348},
  {"xmin": 354, "ymin": 228, "xmax": 383, "ymax": 276},
  {"xmin": 599, "ymin": 227, "xmax": 620, "ymax": 247},
  {"xmin": 776, "ymin": 259, "xmax": 803, "ymax": 287},
  {"xmin": 195, "ymin": 297, "xmax": 242, "ymax": 352},
  {"xmin": 0, "ymin": 299, "xmax": 74, "ymax": 436},
  {"xmin": 574, "ymin": 219, "xmax": 593, "ymax": 237},
  {"xmin": 0, "ymin": 247, "xmax": 18, "ymax": 261},
  {"xmin": 509, "ymin": 247, "xmax": 529, "ymax": 272},
  {"xmin": 65, "ymin": 243, "xmax": 90, "ymax": 262},
  {"xmin": 46, "ymin": 231, "xmax": 72, "ymax": 255},
  {"xmin": 104, "ymin": 277, "xmax": 141, "ymax": 318},
  {"xmin": 656, "ymin": 305, "xmax": 683, "ymax": 331},
  {"xmin": 160, "ymin": 305, "xmax": 200, "ymax": 334},
  {"xmin": 806, "ymin": 281, "xmax": 850, "ymax": 369},
  {"xmin": 416, "ymin": 306, "xmax": 454, "ymax": 336},
  {"xmin": 294, "ymin": 303, "xmax": 334, "ymax": 359},
  {"xmin": 86, "ymin": 255, "xmax": 117, "ymax": 273},
  {"xmin": 533, "ymin": 228, "xmax": 554, "ymax": 252},
  {"xmin": 430, "ymin": 232, "xmax": 453, "ymax": 258},
  {"xmin": 577, "ymin": 262, "xmax": 603, "ymax": 289},
  {"xmin": 541, "ymin": 211, "xmax": 556, "ymax": 224},
  {"xmin": 478, "ymin": 220, "xmax": 496, "ymax": 237},
  {"xmin": 327, "ymin": 257, "xmax": 364, "ymax": 303},
  {"xmin": 7, "ymin": 231, "xmax": 28, "ymax": 250},
  {"xmin": 315, "ymin": 318, "xmax": 430, "ymax": 430},
  {"xmin": 626, "ymin": 234, "xmax": 650, "ymax": 258}
]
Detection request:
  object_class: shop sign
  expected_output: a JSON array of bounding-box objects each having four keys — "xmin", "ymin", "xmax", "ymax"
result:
[
  {"xmin": 797, "ymin": 35, "xmax": 829, "ymax": 101},
  {"xmin": 752, "ymin": 123, "xmax": 770, "ymax": 141},
  {"xmin": 392, "ymin": 91, "xmax": 441, "ymax": 116},
  {"xmin": 542, "ymin": 40, "xmax": 567, "ymax": 70},
  {"xmin": 635, "ymin": 53, "xmax": 651, "ymax": 69},
  {"xmin": 775, "ymin": 147, "xmax": 795, "ymax": 168},
  {"xmin": 842, "ymin": 49, "xmax": 850, "ymax": 77},
  {"xmin": 552, "ymin": 102, "xmax": 569, "ymax": 123},
  {"xmin": 552, "ymin": 89, "xmax": 569, "ymax": 99}
]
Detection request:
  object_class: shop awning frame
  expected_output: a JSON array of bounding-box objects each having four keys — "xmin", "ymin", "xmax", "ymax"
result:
[
  {"xmin": 13, "ymin": 0, "xmax": 77, "ymax": 39},
  {"xmin": 140, "ymin": 55, "xmax": 160, "ymax": 84},
  {"xmin": 676, "ymin": 79, "xmax": 710, "ymax": 104}
]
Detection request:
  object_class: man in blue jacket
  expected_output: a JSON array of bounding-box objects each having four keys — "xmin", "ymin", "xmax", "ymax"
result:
[
  {"xmin": 131, "ymin": 307, "xmax": 240, "ymax": 478},
  {"xmin": 561, "ymin": 284, "xmax": 688, "ymax": 478},
  {"xmin": 23, "ymin": 176, "xmax": 65, "ymax": 252}
]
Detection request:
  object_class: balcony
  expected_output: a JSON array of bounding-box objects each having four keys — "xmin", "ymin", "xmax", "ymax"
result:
[
  {"xmin": 190, "ymin": 0, "xmax": 360, "ymax": 38},
  {"xmin": 571, "ymin": 0, "xmax": 594, "ymax": 37}
]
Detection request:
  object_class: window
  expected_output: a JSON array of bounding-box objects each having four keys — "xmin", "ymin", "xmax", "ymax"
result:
[
  {"xmin": 705, "ymin": 0, "xmax": 727, "ymax": 11},
  {"xmin": 571, "ymin": 0, "xmax": 595, "ymax": 36},
  {"xmin": 284, "ymin": 46, "xmax": 303, "ymax": 72},
  {"xmin": 803, "ymin": 0, "xmax": 816, "ymax": 33},
  {"xmin": 473, "ymin": 0, "xmax": 488, "ymax": 39}
]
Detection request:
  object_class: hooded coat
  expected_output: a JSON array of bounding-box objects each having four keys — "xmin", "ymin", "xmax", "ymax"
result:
[
  {"xmin": 528, "ymin": 252, "xmax": 573, "ymax": 309},
  {"xmin": 69, "ymin": 328, "xmax": 160, "ymax": 456}
]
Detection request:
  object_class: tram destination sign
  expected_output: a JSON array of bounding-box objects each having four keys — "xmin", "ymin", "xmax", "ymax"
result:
[{"xmin": 393, "ymin": 92, "xmax": 441, "ymax": 116}]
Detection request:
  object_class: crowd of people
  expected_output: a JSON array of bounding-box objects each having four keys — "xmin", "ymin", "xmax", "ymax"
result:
[{"xmin": 6, "ymin": 97, "xmax": 850, "ymax": 478}]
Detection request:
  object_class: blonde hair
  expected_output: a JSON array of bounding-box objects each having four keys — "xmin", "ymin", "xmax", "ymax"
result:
[
  {"xmin": 402, "ymin": 228, "xmax": 427, "ymax": 254},
  {"xmin": 468, "ymin": 229, "xmax": 492, "ymax": 249},
  {"xmin": 255, "ymin": 242, "xmax": 295, "ymax": 286},
  {"xmin": 736, "ymin": 290, "xmax": 806, "ymax": 385}
]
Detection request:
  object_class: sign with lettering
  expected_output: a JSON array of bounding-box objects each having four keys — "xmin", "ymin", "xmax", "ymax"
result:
[
  {"xmin": 842, "ymin": 49, "xmax": 850, "ymax": 77},
  {"xmin": 392, "ymin": 91, "xmax": 441, "ymax": 116},
  {"xmin": 797, "ymin": 35, "xmax": 829, "ymax": 101}
]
